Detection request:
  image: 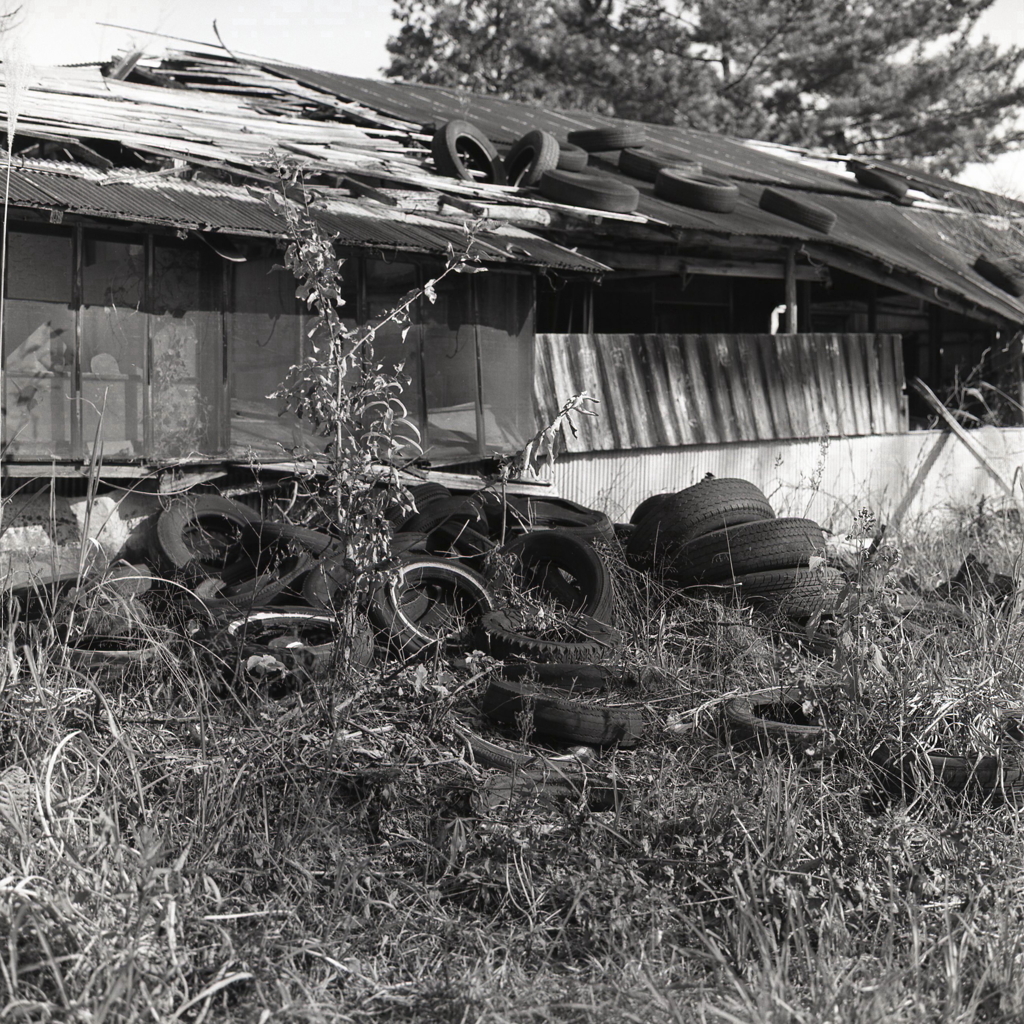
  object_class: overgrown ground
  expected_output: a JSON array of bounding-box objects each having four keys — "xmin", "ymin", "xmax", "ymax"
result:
[{"xmin": 3, "ymin": 501, "xmax": 1024, "ymax": 1023}]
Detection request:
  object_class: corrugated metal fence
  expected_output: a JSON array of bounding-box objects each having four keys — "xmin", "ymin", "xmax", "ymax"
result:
[{"xmin": 535, "ymin": 333, "xmax": 907, "ymax": 452}]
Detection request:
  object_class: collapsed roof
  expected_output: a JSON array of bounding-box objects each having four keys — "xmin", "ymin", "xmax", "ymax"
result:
[{"xmin": 0, "ymin": 42, "xmax": 1021, "ymax": 323}]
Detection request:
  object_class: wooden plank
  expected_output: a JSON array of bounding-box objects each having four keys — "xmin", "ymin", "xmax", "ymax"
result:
[
  {"xmin": 620, "ymin": 334, "xmax": 659, "ymax": 448},
  {"xmin": 754, "ymin": 334, "xmax": 794, "ymax": 437},
  {"xmin": 681, "ymin": 335, "xmax": 720, "ymax": 444},
  {"xmin": 892, "ymin": 333, "xmax": 909, "ymax": 431},
  {"xmin": 861, "ymin": 330, "xmax": 883, "ymax": 433},
  {"xmin": 577, "ymin": 333, "xmax": 614, "ymax": 450},
  {"xmin": 637, "ymin": 335, "xmax": 680, "ymax": 446},
  {"xmin": 719, "ymin": 334, "xmax": 758, "ymax": 441},
  {"xmin": 597, "ymin": 334, "xmax": 641, "ymax": 449},
  {"xmin": 698, "ymin": 334, "xmax": 739, "ymax": 442},
  {"xmin": 831, "ymin": 333, "xmax": 864, "ymax": 434},
  {"xmin": 773, "ymin": 334, "xmax": 813, "ymax": 437},
  {"xmin": 877, "ymin": 333, "xmax": 908, "ymax": 432},
  {"xmin": 809, "ymin": 334, "xmax": 842, "ymax": 436},
  {"xmin": 733, "ymin": 334, "xmax": 775, "ymax": 439},
  {"xmin": 537, "ymin": 334, "xmax": 594, "ymax": 452},
  {"xmin": 661, "ymin": 336, "xmax": 704, "ymax": 444},
  {"xmin": 822, "ymin": 333, "xmax": 855, "ymax": 434}
]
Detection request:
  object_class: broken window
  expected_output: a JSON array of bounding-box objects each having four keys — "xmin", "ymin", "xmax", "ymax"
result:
[
  {"xmin": 150, "ymin": 239, "xmax": 223, "ymax": 458},
  {"xmin": 81, "ymin": 232, "xmax": 146, "ymax": 458},
  {"xmin": 2, "ymin": 229, "xmax": 75, "ymax": 457}
]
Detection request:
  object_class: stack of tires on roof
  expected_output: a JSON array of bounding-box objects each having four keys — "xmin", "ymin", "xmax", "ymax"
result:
[{"xmin": 428, "ymin": 117, "xmax": 844, "ymax": 235}]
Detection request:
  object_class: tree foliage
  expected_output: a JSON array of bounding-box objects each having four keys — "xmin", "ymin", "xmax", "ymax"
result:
[{"xmin": 386, "ymin": 0, "xmax": 1024, "ymax": 174}]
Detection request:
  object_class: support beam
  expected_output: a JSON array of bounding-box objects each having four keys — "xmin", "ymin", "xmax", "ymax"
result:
[
  {"xmin": 784, "ymin": 248, "xmax": 798, "ymax": 334},
  {"xmin": 577, "ymin": 250, "xmax": 828, "ymax": 279}
]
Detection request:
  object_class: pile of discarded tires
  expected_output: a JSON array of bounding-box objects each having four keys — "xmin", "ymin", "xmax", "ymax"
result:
[
  {"xmin": 138, "ymin": 485, "xmax": 625, "ymax": 670},
  {"xmin": 625, "ymin": 477, "xmax": 843, "ymax": 620}
]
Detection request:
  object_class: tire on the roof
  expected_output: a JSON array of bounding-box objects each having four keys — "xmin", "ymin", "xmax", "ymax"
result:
[
  {"xmin": 654, "ymin": 170, "xmax": 739, "ymax": 214},
  {"xmin": 567, "ymin": 125, "xmax": 645, "ymax": 152},
  {"xmin": 973, "ymin": 255, "xmax": 1024, "ymax": 298},
  {"xmin": 538, "ymin": 170, "xmax": 640, "ymax": 213},
  {"xmin": 619, "ymin": 148, "xmax": 700, "ymax": 183},
  {"xmin": 556, "ymin": 143, "xmax": 589, "ymax": 172},
  {"xmin": 759, "ymin": 188, "xmax": 837, "ymax": 235},
  {"xmin": 850, "ymin": 162, "xmax": 909, "ymax": 199},
  {"xmin": 505, "ymin": 129, "xmax": 561, "ymax": 186},
  {"xmin": 431, "ymin": 120, "xmax": 507, "ymax": 185}
]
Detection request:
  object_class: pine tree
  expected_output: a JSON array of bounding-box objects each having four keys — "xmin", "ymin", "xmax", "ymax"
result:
[{"xmin": 385, "ymin": 0, "xmax": 1024, "ymax": 174}]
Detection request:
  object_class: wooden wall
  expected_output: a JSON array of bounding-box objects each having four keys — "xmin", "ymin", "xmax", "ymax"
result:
[{"xmin": 534, "ymin": 333, "xmax": 907, "ymax": 453}]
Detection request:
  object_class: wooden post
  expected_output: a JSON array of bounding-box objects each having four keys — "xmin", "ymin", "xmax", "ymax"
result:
[{"xmin": 784, "ymin": 248, "xmax": 797, "ymax": 334}]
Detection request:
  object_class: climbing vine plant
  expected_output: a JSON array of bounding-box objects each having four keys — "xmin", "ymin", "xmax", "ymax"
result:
[{"xmin": 264, "ymin": 165, "xmax": 483, "ymax": 588}]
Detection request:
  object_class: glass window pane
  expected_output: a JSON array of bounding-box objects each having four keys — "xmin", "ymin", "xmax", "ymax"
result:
[
  {"xmin": 419, "ymin": 275, "xmax": 479, "ymax": 462},
  {"xmin": 81, "ymin": 233, "xmax": 146, "ymax": 457},
  {"xmin": 475, "ymin": 272, "xmax": 535, "ymax": 454},
  {"xmin": 226, "ymin": 256, "xmax": 307, "ymax": 456},
  {"xmin": 3, "ymin": 230, "xmax": 75, "ymax": 456},
  {"xmin": 150, "ymin": 240, "xmax": 223, "ymax": 458}
]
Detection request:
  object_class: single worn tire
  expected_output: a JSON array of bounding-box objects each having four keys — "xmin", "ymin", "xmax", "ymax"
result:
[
  {"xmin": 723, "ymin": 688, "xmax": 825, "ymax": 749},
  {"xmin": 431, "ymin": 120, "xmax": 506, "ymax": 185},
  {"xmin": 973, "ymin": 255, "xmax": 1024, "ymax": 298},
  {"xmin": 849, "ymin": 162, "xmax": 908, "ymax": 199},
  {"xmin": 482, "ymin": 675, "xmax": 644, "ymax": 747},
  {"xmin": 152, "ymin": 495, "xmax": 262, "ymax": 576},
  {"xmin": 619, "ymin": 148, "xmax": 700, "ymax": 183},
  {"xmin": 497, "ymin": 530, "xmax": 614, "ymax": 623},
  {"xmin": 368, "ymin": 559, "xmax": 496, "ymax": 657},
  {"xmin": 759, "ymin": 187, "xmax": 837, "ymax": 235},
  {"xmin": 654, "ymin": 170, "xmax": 739, "ymax": 214},
  {"xmin": 480, "ymin": 609, "xmax": 621, "ymax": 664},
  {"xmin": 669, "ymin": 517, "xmax": 827, "ymax": 586},
  {"xmin": 567, "ymin": 125, "xmax": 645, "ymax": 152},
  {"xmin": 538, "ymin": 170, "xmax": 640, "ymax": 213},
  {"xmin": 556, "ymin": 143, "xmax": 588, "ymax": 172},
  {"xmin": 732, "ymin": 566, "xmax": 845, "ymax": 620},
  {"xmin": 505, "ymin": 129, "xmax": 561, "ymax": 186},
  {"xmin": 870, "ymin": 746, "xmax": 1020, "ymax": 804}
]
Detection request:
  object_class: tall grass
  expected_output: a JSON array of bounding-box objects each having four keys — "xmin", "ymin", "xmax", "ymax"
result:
[{"xmin": 3, "ymin": 495, "xmax": 1024, "ymax": 1022}]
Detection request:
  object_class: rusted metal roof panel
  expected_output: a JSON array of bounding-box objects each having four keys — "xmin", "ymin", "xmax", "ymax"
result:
[{"xmin": 5, "ymin": 165, "xmax": 605, "ymax": 271}]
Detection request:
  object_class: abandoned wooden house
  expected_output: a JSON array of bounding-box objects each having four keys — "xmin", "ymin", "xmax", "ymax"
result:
[{"xmin": 1, "ymin": 42, "xmax": 1023, "ymax": 537}]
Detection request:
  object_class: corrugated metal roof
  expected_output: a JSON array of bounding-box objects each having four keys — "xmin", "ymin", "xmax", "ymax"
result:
[
  {"xmin": 4, "ymin": 163, "xmax": 606, "ymax": 272},
  {"xmin": 259, "ymin": 63, "xmax": 1024, "ymax": 324}
]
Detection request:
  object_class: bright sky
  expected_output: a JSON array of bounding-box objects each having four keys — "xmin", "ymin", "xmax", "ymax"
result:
[{"xmin": 5, "ymin": 0, "xmax": 1024, "ymax": 194}]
